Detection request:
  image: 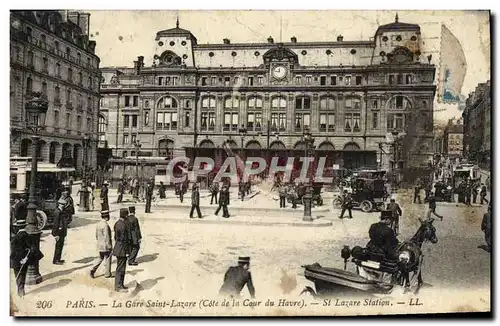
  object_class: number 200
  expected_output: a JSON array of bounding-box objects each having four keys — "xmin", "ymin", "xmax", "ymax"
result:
[{"xmin": 36, "ymin": 301, "xmax": 53, "ymax": 309}]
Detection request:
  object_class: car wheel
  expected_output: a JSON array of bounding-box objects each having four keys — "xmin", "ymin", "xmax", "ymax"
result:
[
  {"xmin": 360, "ymin": 200, "xmax": 373, "ymax": 213},
  {"xmin": 332, "ymin": 196, "xmax": 343, "ymax": 208},
  {"xmin": 36, "ymin": 210, "xmax": 48, "ymax": 230}
]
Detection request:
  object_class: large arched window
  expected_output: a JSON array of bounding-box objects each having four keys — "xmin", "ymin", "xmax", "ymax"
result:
[
  {"xmin": 387, "ymin": 95, "xmax": 412, "ymax": 110},
  {"xmin": 223, "ymin": 97, "xmax": 239, "ymax": 131},
  {"xmin": 156, "ymin": 96, "xmax": 178, "ymax": 130},
  {"xmin": 247, "ymin": 96, "xmax": 263, "ymax": 132},
  {"xmin": 98, "ymin": 115, "xmax": 106, "ymax": 141},
  {"xmin": 319, "ymin": 96, "xmax": 336, "ymax": 132},
  {"xmin": 26, "ymin": 76, "xmax": 33, "ymax": 93},
  {"xmin": 344, "ymin": 96, "xmax": 362, "ymax": 133},
  {"xmin": 271, "ymin": 96, "xmax": 287, "ymax": 132},
  {"xmin": 201, "ymin": 96, "xmax": 216, "ymax": 131},
  {"xmin": 295, "ymin": 96, "xmax": 311, "ymax": 132}
]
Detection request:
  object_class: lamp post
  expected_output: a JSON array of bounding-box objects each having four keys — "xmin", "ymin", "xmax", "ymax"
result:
[
  {"xmin": 24, "ymin": 92, "xmax": 48, "ymax": 285},
  {"xmin": 302, "ymin": 129, "xmax": 315, "ymax": 222},
  {"xmin": 79, "ymin": 135, "xmax": 90, "ymax": 212}
]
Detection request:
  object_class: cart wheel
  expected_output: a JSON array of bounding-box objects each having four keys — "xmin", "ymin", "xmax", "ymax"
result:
[
  {"xmin": 360, "ymin": 200, "xmax": 373, "ymax": 213},
  {"xmin": 332, "ymin": 196, "xmax": 343, "ymax": 208},
  {"xmin": 36, "ymin": 210, "xmax": 47, "ymax": 230}
]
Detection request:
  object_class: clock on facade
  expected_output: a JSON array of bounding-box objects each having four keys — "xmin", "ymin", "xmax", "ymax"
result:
[{"xmin": 272, "ymin": 65, "xmax": 288, "ymax": 79}]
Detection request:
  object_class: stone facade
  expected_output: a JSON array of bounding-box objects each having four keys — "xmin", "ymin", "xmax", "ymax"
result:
[
  {"xmin": 443, "ymin": 118, "xmax": 464, "ymax": 157},
  {"xmin": 10, "ymin": 10, "xmax": 101, "ymax": 171},
  {"xmin": 99, "ymin": 15, "xmax": 436, "ymax": 174},
  {"xmin": 462, "ymin": 80, "xmax": 491, "ymax": 168}
]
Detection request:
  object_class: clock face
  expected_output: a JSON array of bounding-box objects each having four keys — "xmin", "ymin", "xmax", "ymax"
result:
[{"xmin": 272, "ymin": 65, "xmax": 288, "ymax": 79}]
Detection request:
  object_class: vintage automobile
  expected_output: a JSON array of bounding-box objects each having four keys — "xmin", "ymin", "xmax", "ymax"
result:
[
  {"xmin": 433, "ymin": 181, "xmax": 453, "ymax": 202},
  {"xmin": 332, "ymin": 177, "xmax": 388, "ymax": 212},
  {"xmin": 10, "ymin": 157, "xmax": 75, "ymax": 230}
]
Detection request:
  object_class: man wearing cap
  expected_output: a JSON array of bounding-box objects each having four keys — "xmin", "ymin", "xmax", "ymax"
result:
[
  {"xmin": 215, "ymin": 185, "xmax": 230, "ymax": 218},
  {"xmin": 219, "ymin": 257, "xmax": 255, "ymax": 298},
  {"xmin": 100, "ymin": 181, "xmax": 110, "ymax": 211},
  {"xmin": 10, "ymin": 220, "xmax": 44, "ymax": 297},
  {"xmin": 190, "ymin": 183, "xmax": 203, "ymax": 219},
  {"xmin": 52, "ymin": 189, "xmax": 73, "ymax": 265},
  {"xmin": 90, "ymin": 211, "xmax": 113, "ymax": 278},
  {"xmin": 127, "ymin": 206, "xmax": 142, "ymax": 265},
  {"xmin": 113, "ymin": 208, "xmax": 131, "ymax": 292},
  {"xmin": 386, "ymin": 198, "xmax": 403, "ymax": 235}
]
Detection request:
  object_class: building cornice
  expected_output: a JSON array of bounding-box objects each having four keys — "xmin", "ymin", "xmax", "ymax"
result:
[{"xmin": 193, "ymin": 41, "xmax": 375, "ymax": 50}]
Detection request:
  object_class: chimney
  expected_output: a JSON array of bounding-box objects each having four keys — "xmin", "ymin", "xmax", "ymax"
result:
[
  {"xmin": 290, "ymin": 36, "xmax": 297, "ymax": 43},
  {"xmin": 138, "ymin": 56, "xmax": 144, "ymax": 67},
  {"xmin": 267, "ymin": 36, "xmax": 274, "ymax": 44},
  {"xmin": 337, "ymin": 35, "xmax": 344, "ymax": 42},
  {"xmin": 223, "ymin": 38, "xmax": 230, "ymax": 44},
  {"xmin": 135, "ymin": 56, "xmax": 144, "ymax": 75}
]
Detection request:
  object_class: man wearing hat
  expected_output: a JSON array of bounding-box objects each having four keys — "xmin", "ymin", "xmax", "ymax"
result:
[
  {"xmin": 219, "ymin": 256, "xmax": 255, "ymax": 298},
  {"xmin": 52, "ymin": 189, "xmax": 73, "ymax": 265},
  {"xmin": 367, "ymin": 211, "xmax": 399, "ymax": 260},
  {"xmin": 100, "ymin": 181, "xmax": 110, "ymax": 211},
  {"xmin": 90, "ymin": 211, "xmax": 113, "ymax": 278},
  {"xmin": 113, "ymin": 208, "xmax": 131, "ymax": 292},
  {"xmin": 386, "ymin": 198, "xmax": 403, "ymax": 235},
  {"xmin": 339, "ymin": 190, "xmax": 353, "ymax": 219},
  {"xmin": 10, "ymin": 220, "xmax": 44, "ymax": 297},
  {"xmin": 189, "ymin": 183, "xmax": 203, "ymax": 219},
  {"xmin": 145, "ymin": 181, "xmax": 153, "ymax": 213},
  {"xmin": 215, "ymin": 185, "xmax": 230, "ymax": 218},
  {"xmin": 127, "ymin": 206, "xmax": 142, "ymax": 265}
]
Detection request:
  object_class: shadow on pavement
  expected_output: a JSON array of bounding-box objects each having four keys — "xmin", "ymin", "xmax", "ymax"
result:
[
  {"xmin": 127, "ymin": 269, "xmax": 144, "ymax": 276},
  {"xmin": 74, "ymin": 256, "xmax": 98, "ymax": 264},
  {"xmin": 127, "ymin": 277, "xmax": 165, "ymax": 298},
  {"xmin": 136, "ymin": 253, "xmax": 159, "ymax": 264},
  {"xmin": 43, "ymin": 263, "xmax": 93, "ymax": 282},
  {"xmin": 69, "ymin": 217, "xmax": 99, "ymax": 229},
  {"xmin": 28, "ymin": 279, "xmax": 72, "ymax": 296}
]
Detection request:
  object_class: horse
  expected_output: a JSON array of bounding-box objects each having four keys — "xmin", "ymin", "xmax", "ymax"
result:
[{"xmin": 396, "ymin": 217, "xmax": 438, "ymax": 294}]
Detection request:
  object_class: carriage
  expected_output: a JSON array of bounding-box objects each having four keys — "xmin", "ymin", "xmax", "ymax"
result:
[{"xmin": 10, "ymin": 157, "xmax": 75, "ymax": 229}]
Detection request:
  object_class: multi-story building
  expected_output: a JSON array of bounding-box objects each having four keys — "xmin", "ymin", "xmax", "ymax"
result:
[
  {"xmin": 462, "ymin": 80, "xmax": 491, "ymax": 169},
  {"xmin": 10, "ymin": 10, "xmax": 101, "ymax": 171},
  {"xmin": 99, "ymin": 15, "xmax": 436, "ymax": 179},
  {"xmin": 443, "ymin": 117, "xmax": 464, "ymax": 157}
]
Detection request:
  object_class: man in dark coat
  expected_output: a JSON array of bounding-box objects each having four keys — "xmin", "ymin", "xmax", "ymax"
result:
[
  {"xmin": 52, "ymin": 189, "xmax": 73, "ymax": 264},
  {"xmin": 367, "ymin": 212, "xmax": 399, "ymax": 260},
  {"xmin": 190, "ymin": 183, "xmax": 203, "ymax": 219},
  {"xmin": 472, "ymin": 181, "xmax": 479, "ymax": 204},
  {"xmin": 145, "ymin": 181, "xmax": 153, "ymax": 213},
  {"xmin": 238, "ymin": 180, "xmax": 245, "ymax": 201},
  {"xmin": 339, "ymin": 190, "xmax": 353, "ymax": 219},
  {"xmin": 480, "ymin": 183, "xmax": 489, "ymax": 205},
  {"xmin": 100, "ymin": 181, "xmax": 109, "ymax": 211},
  {"xmin": 215, "ymin": 185, "xmax": 230, "ymax": 218},
  {"xmin": 127, "ymin": 206, "xmax": 142, "ymax": 265},
  {"xmin": 464, "ymin": 180, "xmax": 472, "ymax": 206},
  {"xmin": 10, "ymin": 220, "xmax": 44, "ymax": 297},
  {"xmin": 481, "ymin": 205, "xmax": 491, "ymax": 252},
  {"xmin": 426, "ymin": 192, "xmax": 443, "ymax": 220},
  {"xmin": 158, "ymin": 181, "xmax": 166, "ymax": 199},
  {"xmin": 117, "ymin": 179, "xmax": 124, "ymax": 204},
  {"xmin": 278, "ymin": 184, "xmax": 287, "ymax": 208},
  {"xmin": 210, "ymin": 181, "xmax": 219, "ymax": 205},
  {"xmin": 386, "ymin": 198, "xmax": 403, "ymax": 235},
  {"xmin": 413, "ymin": 183, "xmax": 422, "ymax": 204},
  {"xmin": 178, "ymin": 182, "xmax": 186, "ymax": 203},
  {"xmin": 113, "ymin": 208, "xmax": 131, "ymax": 292},
  {"xmin": 219, "ymin": 257, "xmax": 255, "ymax": 298}
]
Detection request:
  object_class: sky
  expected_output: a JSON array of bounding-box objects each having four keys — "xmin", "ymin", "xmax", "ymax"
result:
[{"xmin": 86, "ymin": 10, "xmax": 490, "ymax": 122}]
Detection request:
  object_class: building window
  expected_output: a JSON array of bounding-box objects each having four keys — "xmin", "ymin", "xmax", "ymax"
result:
[
  {"xmin": 133, "ymin": 96, "xmax": 139, "ymax": 107},
  {"xmin": 132, "ymin": 115, "xmax": 138, "ymax": 128},
  {"xmin": 26, "ymin": 27, "xmax": 32, "ymax": 38},
  {"xmin": 54, "ymin": 41, "xmax": 59, "ymax": 52},
  {"xmin": 397, "ymin": 74, "xmax": 404, "ymax": 84},
  {"xmin": 124, "ymin": 115, "xmax": 130, "ymax": 128},
  {"xmin": 345, "ymin": 75, "xmax": 351, "ymax": 85},
  {"xmin": 145, "ymin": 100, "xmax": 150, "ymax": 108},
  {"xmin": 224, "ymin": 77, "xmax": 231, "ymax": 86},
  {"xmin": 185, "ymin": 111, "xmax": 190, "ymax": 127},
  {"xmin": 305, "ymin": 76, "xmax": 312, "ymax": 84},
  {"xmin": 395, "ymin": 113, "xmax": 404, "ymax": 129},
  {"xmin": 66, "ymin": 47, "xmax": 71, "ymax": 58},
  {"xmin": 78, "ymin": 71, "xmax": 83, "ymax": 84},
  {"xmin": 185, "ymin": 100, "xmax": 191, "ymax": 108},
  {"xmin": 270, "ymin": 113, "xmax": 286, "ymax": 132},
  {"xmin": 345, "ymin": 97, "xmax": 361, "ymax": 109},
  {"xmin": 77, "ymin": 115, "xmax": 82, "ymax": 129},
  {"xmin": 295, "ymin": 97, "xmax": 311, "ymax": 110},
  {"xmin": 131, "ymin": 134, "xmax": 137, "ymax": 144},
  {"xmin": 54, "ymin": 111, "xmax": 59, "ymax": 127},
  {"xmin": 295, "ymin": 113, "xmax": 311, "ymax": 131},
  {"xmin": 248, "ymin": 77, "xmax": 254, "ymax": 86},
  {"xmin": 68, "ymin": 68, "xmax": 73, "ymax": 82},
  {"xmin": 201, "ymin": 77, "xmax": 207, "ymax": 86},
  {"xmin": 27, "ymin": 51, "xmax": 34, "ymax": 66},
  {"xmin": 56, "ymin": 63, "xmax": 61, "ymax": 77},
  {"xmin": 144, "ymin": 111, "xmax": 149, "ymax": 126},
  {"xmin": 66, "ymin": 88, "xmax": 71, "ymax": 104},
  {"xmin": 66, "ymin": 113, "xmax": 71, "ymax": 129},
  {"xmin": 373, "ymin": 100, "xmax": 378, "ymax": 109},
  {"xmin": 223, "ymin": 112, "xmax": 239, "ymax": 131},
  {"xmin": 42, "ymin": 57, "xmax": 48, "ymax": 72},
  {"xmin": 320, "ymin": 76, "xmax": 327, "ymax": 85},
  {"xmin": 389, "ymin": 75, "xmax": 395, "ymax": 85},
  {"xmin": 201, "ymin": 96, "xmax": 216, "ymax": 109},
  {"xmin": 319, "ymin": 97, "xmax": 336, "ymax": 110},
  {"xmin": 201, "ymin": 112, "xmax": 216, "ymax": 131},
  {"xmin": 41, "ymin": 82, "xmax": 47, "ymax": 97},
  {"xmin": 247, "ymin": 112, "xmax": 262, "ymax": 131},
  {"xmin": 331, "ymin": 76, "xmax": 337, "ymax": 85},
  {"xmin": 98, "ymin": 115, "xmax": 106, "ymax": 141},
  {"xmin": 355, "ymin": 76, "xmax": 362, "ymax": 85},
  {"xmin": 224, "ymin": 97, "xmax": 240, "ymax": 109},
  {"xmin": 87, "ymin": 118, "xmax": 92, "ymax": 131},
  {"xmin": 295, "ymin": 76, "xmax": 302, "ymax": 84},
  {"xmin": 211, "ymin": 76, "xmax": 217, "ymax": 85},
  {"xmin": 156, "ymin": 112, "xmax": 178, "ymax": 130},
  {"xmin": 77, "ymin": 52, "xmax": 81, "ymax": 64},
  {"xmin": 344, "ymin": 113, "xmax": 361, "ymax": 132},
  {"xmin": 271, "ymin": 97, "xmax": 287, "ymax": 109},
  {"xmin": 406, "ymin": 74, "xmax": 412, "ymax": 84},
  {"xmin": 387, "ymin": 113, "xmax": 405, "ymax": 130},
  {"xmin": 172, "ymin": 77, "xmax": 178, "ymax": 85},
  {"xmin": 319, "ymin": 113, "xmax": 335, "ymax": 132},
  {"xmin": 88, "ymin": 77, "xmax": 92, "ymax": 89},
  {"xmin": 372, "ymin": 112, "xmax": 378, "ymax": 129},
  {"xmin": 125, "ymin": 96, "xmax": 130, "ymax": 107},
  {"xmin": 122, "ymin": 151, "xmax": 128, "ymax": 158},
  {"xmin": 54, "ymin": 86, "xmax": 60, "ymax": 102},
  {"xmin": 123, "ymin": 135, "xmax": 129, "ymax": 145},
  {"xmin": 158, "ymin": 77, "xmax": 163, "ymax": 85},
  {"xmin": 257, "ymin": 76, "xmax": 264, "ymax": 85},
  {"xmin": 248, "ymin": 96, "xmax": 263, "ymax": 109}
]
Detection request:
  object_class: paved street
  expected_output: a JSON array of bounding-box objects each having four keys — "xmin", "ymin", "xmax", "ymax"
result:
[{"xmin": 11, "ymin": 190, "xmax": 490, "ymax": 316}]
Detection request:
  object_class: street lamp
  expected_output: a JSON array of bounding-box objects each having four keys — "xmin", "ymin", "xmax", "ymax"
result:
[
  {"xmin": 302, "ymin": 128, "xmax": 315, "ymax": 222},
  {"xmin": 24, "ymin": 92, "xmax": 48, "ymax": 285},
  {"xmin": 79, "ymin": 134, "xmax": 91, "ymax": 212}
]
